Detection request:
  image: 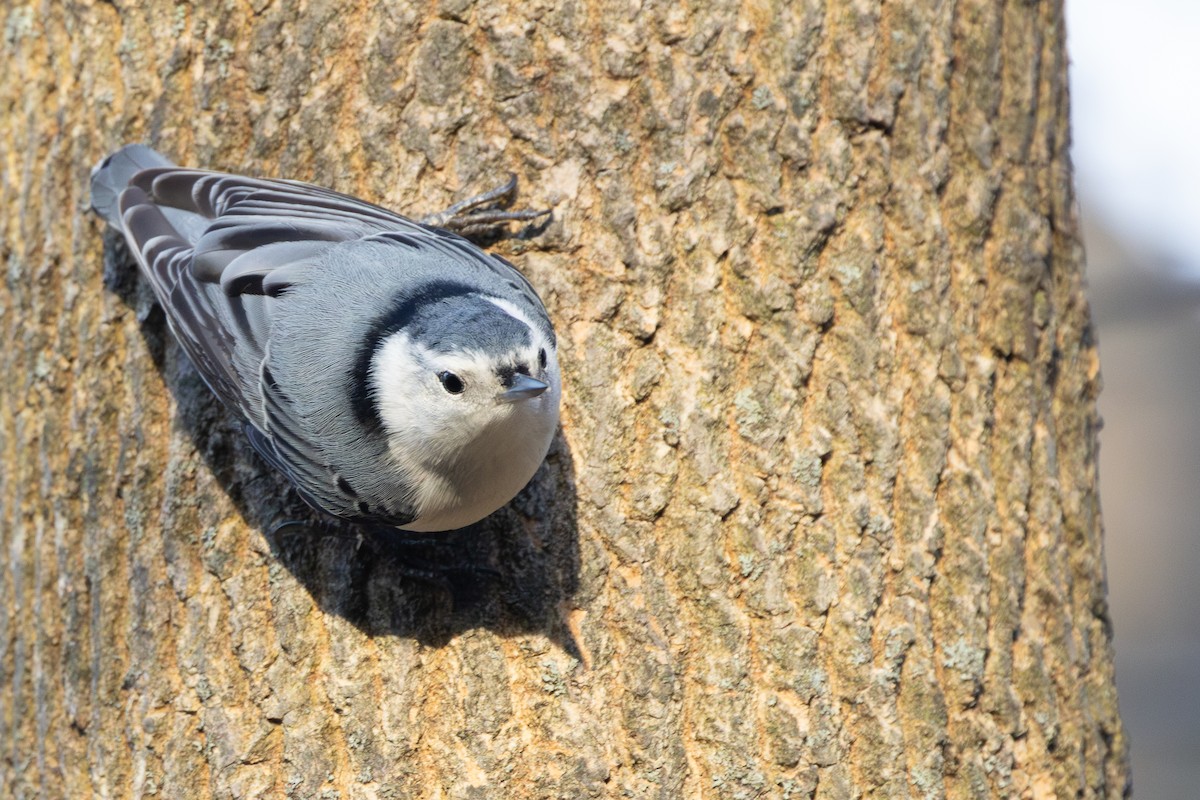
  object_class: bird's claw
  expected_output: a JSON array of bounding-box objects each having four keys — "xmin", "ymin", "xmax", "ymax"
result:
[{"xmin": 420, "ymin": 173, "xmax": 552, "ymax": 237}]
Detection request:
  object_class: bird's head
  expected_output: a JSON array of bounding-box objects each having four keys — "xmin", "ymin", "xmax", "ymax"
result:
[{"xmin": 363, "ymin": 290, "xmax": 560, "ymax": 528}]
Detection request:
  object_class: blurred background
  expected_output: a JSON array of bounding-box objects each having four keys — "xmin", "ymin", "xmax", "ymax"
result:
[{"xmin": 1067, "ymin": 1, "xmax": 1200, "ymax": 796}]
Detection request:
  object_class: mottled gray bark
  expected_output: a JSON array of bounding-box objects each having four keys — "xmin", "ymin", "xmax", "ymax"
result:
[{"xmin": 0, "ymin": 0, "xmax": 1127, "ymax": 797}]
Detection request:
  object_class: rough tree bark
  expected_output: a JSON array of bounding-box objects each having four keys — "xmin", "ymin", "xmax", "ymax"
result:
[{"xmin": 0, "ymin": 0, "xmax": 1128, "ymax": 797}]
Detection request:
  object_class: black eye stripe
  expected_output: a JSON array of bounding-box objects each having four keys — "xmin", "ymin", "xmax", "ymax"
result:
[{"xmin": 537, "ymin": 347, "xmax": 547, "ymax": 369}]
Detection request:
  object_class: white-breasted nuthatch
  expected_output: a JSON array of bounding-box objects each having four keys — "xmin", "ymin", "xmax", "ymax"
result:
[{"xmin": 90, "ymin": 145, "xmax": 560, "ymax": 532}]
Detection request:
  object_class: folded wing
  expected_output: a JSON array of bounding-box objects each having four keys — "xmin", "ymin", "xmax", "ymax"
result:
[{"xmin": 107, "ymin": 156, "xmax": 455, "ymax": 524}]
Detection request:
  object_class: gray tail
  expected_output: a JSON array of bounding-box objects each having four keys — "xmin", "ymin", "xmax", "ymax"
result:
[{"xmin": 89, "ymin": 144, "xmax": 174, "ymax": 227}]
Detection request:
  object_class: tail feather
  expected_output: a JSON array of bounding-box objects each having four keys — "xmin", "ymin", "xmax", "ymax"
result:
[{"xmin": 90, "ymin": 144, "xmax": 174, "ymax": 227}]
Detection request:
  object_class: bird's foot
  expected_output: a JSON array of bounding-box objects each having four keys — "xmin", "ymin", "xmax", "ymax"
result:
[{"xmin": 420, "ymin": 174, "xmax": 551, "ymax": 238}]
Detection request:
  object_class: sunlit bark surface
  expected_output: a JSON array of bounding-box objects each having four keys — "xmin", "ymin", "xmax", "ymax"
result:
[{"xmin": 0, "ymin": 1, "xmax": 1127, "ymax": 797}]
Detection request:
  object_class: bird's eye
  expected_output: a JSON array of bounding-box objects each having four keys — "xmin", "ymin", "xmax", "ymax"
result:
[
  {"xmin": 438, "ymin": 371, "xmax": 465, "ymax": 394},
  {"xmin": 537, "ymin": 348, "xmax": 548, "ymax": 370}
]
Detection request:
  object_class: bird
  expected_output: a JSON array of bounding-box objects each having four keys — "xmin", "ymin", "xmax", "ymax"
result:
[{"xmin": 90, "ymin": 144, "xmax": 560, "ymax": 533}]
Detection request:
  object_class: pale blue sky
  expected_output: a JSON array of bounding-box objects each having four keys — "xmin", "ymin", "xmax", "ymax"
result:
[{"xmin": 1068, "ymin": 0, "xmax": 1200, "ymax": 271}]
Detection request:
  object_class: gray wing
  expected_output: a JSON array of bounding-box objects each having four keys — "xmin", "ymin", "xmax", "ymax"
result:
[
  {"xmin": 111, "ymin": 163, "xmax": 457, "ymax": 523},
  {"xmin": 122, "ymin": 166, "xmax": 447, "ymax": 295},
  {"xmin": 121, "ymin": 165, "xmax": 547, "ymax": 303}
]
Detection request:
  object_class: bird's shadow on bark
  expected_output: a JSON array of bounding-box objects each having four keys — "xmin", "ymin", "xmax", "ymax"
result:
[{"xmin": 103, "ymin": 231, "xmax": 582, "ymax": 657}]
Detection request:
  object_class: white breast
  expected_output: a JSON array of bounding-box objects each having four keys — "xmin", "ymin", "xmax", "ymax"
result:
[{"xmin": 399, "ymin": 391, "xmax": 560, "ymax": 532}]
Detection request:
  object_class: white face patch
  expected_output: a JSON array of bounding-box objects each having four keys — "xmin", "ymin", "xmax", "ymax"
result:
[
  {"xmin": 366, "ymin": 327, "xmax": 561, "ymax": 531},
  {"xmin": 370, "ymin": 333, "xmax": 492, "ymax": 432}
]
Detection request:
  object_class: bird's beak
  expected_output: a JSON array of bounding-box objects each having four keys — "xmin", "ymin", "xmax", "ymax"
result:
[{"xmin": 498, "ymin": 373, "xmax": 549, "ymax": 403}]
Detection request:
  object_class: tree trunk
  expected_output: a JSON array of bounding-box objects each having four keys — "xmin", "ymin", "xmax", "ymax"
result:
[{"xmin": 0, "ymin": 0, "xmax": 1128, "ymax": 797}]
